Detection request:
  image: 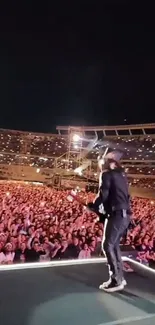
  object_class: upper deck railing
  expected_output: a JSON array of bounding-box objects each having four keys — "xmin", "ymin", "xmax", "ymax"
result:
[
  {"xmin": 56, "ymin": 123, "xmax": 155, "ymax": 136},
  {"xmin": 0, "ymin": 123, "xmax": 155, "ymax": 137}
]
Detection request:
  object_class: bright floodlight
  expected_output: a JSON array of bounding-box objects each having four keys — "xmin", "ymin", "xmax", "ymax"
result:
[
  {"xmin": 74, "ymin": 166, "xmax": 83, "ymax": 176},
  {"xmin": 73, "ymin": 134, "xmax": 80, "ymax": 142}
]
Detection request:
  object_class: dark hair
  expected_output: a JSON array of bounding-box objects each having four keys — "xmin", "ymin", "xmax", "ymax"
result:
[
  {"xmin": 82, "ymin": 243, "xmax": 87, "ymax": 249},
  {"xmin": 105, "ymin": 158, "xmax": 123, "ymax": 170}
]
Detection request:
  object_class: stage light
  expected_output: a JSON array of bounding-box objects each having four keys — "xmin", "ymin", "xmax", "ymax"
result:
[
  {"xmin": 36, "ymin": 168, "xmax": 40, "ymax": 173},
  {"xmin": 73, "ymin": 134, "xmax": 80, "ymax": 142},
  {"xmin": 74, "ymin": 166, "xmax": 83, "ymax": 175}
]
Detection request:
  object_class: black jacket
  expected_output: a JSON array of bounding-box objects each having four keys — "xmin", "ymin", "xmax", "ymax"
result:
[{"xmin": 92, "ymin": 167, "xmax": 131, "ymax": 220}]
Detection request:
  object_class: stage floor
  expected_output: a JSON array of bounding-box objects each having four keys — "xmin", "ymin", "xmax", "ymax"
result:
[{"xmin": 0, "ymin": 262, "xmax": 155, "ymax": 325}]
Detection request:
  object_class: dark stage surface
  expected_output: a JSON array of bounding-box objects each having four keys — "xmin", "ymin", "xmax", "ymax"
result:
[{"xmin": 0, "ymin": 262, "xmax": 155, "ymax": 325}]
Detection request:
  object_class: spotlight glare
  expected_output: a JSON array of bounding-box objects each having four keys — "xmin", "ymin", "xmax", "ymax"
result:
[
  {"xmin": 74, "ymin": 167, "xmax": 83, "ymax": 176},
  {"xmin": 73, "ymin": 134, "xmax": 80, "ymax": 142}
]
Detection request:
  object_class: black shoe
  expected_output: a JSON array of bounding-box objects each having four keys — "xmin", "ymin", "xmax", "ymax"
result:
[{"xmin": 102, "ymin": 280, "xmax": 124, "ymax": 293}]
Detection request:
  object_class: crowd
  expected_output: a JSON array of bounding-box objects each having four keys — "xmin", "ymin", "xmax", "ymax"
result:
[
  {"xmin": 90, "ymin": 135, "xmax": 155, "ymax": 161},
  {"xmin": 0, "ymin": 129, "xmax": 155, "ymax": 169},
  {"xmin": 126, "ymin": 198, "xmax": 155, "ymax": 266},
  {"xmin": 128, "ymin": 178, "xmax": 155, "ymax": 190},
  {"xmin": 126, "ymin": 166, "xmax": 155, "ymax": 176},
  {"xmin": 0, "ymin": 181, "xmax": 154, "ymax": 266}
]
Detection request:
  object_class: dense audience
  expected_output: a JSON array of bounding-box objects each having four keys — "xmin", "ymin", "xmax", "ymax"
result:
[
  {"xmin": 90, "ymin": 136, "xmax": 155, "ymax": 160},
  {"xmin": 128, "ymin": 178, "xmax": 155, "ymax": 190},
  {"xmin": 0, "ymin": 127, "xmax": 154, "ymax": 269},
  {"xmin": 126, "ymin": 166, "xmax": 155, "ymax": 176},
  {"xmin": 0, "ymin": 129, "xmax": 155, "ymax": 169},
  {"xmin": 126, "ymin": 198, "xmax": 155, "ymax": 265},
  {"xmin": 0, "ymin": 181, "xmax": 154, "ymax": 266}
]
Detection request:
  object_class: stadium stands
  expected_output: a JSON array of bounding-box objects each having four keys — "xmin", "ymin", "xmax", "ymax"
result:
[
  {"xmin": 0, "ymin": 124, "xmax": 154, "ymax": 267},
  {"xmin": 0, "ymin": 126, "xmax": 155, "ymax": 165},
  {"xmin": 0, "ymin": 125, "xmax": 155, "ymax": 188}
]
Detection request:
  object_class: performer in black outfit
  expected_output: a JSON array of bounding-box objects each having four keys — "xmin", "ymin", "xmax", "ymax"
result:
[{"xmin": 87, "ymin": 150, "xmax": 131, "ymax": 292}]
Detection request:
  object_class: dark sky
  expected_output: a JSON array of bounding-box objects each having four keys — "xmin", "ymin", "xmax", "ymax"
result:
[{"xmin": 0, "ymin": 1, "xmax": 155, "ymax": 133}]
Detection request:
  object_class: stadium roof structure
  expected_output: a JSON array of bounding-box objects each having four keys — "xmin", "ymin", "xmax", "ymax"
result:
[
  {"xmin": 57, "ymin": 123, "xmax": 155, "ymax": 136},
  {"xmin": 0, "ymin": 123, "xmax": 155, "ymax": 137}
]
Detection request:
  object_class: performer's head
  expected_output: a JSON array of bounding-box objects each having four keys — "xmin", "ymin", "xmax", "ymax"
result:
[{"xmin": 98, "ymin": 151, "xmax": 122, "ymax": 171}]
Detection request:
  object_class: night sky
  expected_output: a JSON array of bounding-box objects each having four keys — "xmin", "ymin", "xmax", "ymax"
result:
[{"xmin": 0, "ymin": 2, "xmax": 155, "ymax": 133}]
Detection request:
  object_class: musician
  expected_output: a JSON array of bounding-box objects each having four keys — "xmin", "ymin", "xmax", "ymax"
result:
[{"xmin": 87, "ymin": 150, "xmax": 131, "ymax": 292}]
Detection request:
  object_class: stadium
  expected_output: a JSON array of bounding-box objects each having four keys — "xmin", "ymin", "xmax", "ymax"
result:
[
  {"xmin": 0, "ymin": 122, "xmax": 155, "ymax": 262},
  {"xmin": 0, "ymin": 123, "xmax": 155, "ymax": 192},
  {"xmin": 0, "ymin": 124, "xmax": 155, "ymax": 325},
  {"xmin": 1, "ymin": 1, "xmax": 155, "ymax": 323}
]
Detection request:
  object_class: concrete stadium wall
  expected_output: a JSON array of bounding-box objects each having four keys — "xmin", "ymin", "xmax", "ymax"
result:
[
  {"xmin": 0, "ymin": 164, "xmax": 52, "ymax": 182},
  {"xmin": 130, "ymin": 186, "xmax": 155, "ymax": 199},
  {"xmin": 128, "ymin": 174, "xmax": 155, "ymax": 179}
]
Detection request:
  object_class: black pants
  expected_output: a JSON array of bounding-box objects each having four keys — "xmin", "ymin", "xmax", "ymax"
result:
[{"xmin": 102, "ymin": 210, "xmax": 130, "ymax": 285}]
